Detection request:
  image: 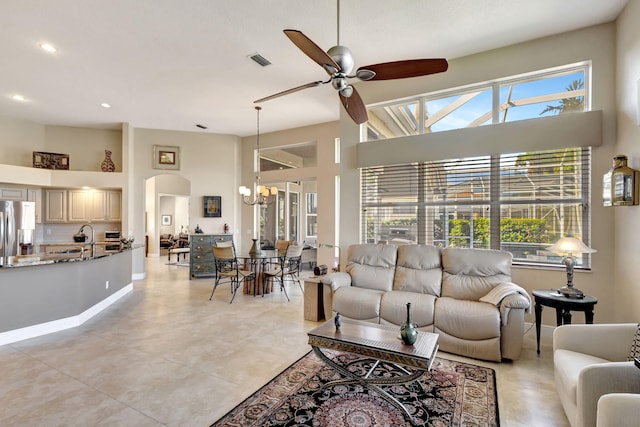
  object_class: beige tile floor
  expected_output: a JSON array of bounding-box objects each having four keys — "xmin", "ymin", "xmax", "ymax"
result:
[{"xmin": 0, "ymin": 257, "xmax": 570, "ymax": 427}]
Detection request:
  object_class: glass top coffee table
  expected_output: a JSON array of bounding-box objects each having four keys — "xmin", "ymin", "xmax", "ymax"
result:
[{"xmin": 307, "ymin": 317, "xmax": 439, "ymax": 424}]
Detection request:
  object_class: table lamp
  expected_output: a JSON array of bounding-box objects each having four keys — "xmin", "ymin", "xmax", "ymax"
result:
[{"xmin": 547, "ymin": 236, "xmax": 596, "ymax": 298}]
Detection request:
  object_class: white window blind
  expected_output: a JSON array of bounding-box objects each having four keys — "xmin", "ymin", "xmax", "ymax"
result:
[{"xmin": 361, "ymin": 147, "xmax": 592, "ymax": 268}]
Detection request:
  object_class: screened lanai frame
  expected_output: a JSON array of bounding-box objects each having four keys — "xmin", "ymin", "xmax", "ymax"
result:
[
  {"xmin": 362, "ymin": 62, "xmax": 590, "ymax": 141},
  {"xmin": 359, "ymin": 62, "xmax": 593, "ymax": 269}
]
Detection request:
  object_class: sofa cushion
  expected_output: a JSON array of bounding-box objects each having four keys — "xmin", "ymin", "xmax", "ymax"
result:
[
  {"xmin": 434, "ymin": 297, "xmax": 500, "ymax": 340},
  {"xmin": 345, "ymin": 244, "xmax": 397, "ymax": 292},
  {"xmin": 392, "ymin": 245, "xmax": 442, "ymax": 295},
  {"xmin": 554, "ymin": 349, "xmax": 611, "ymax": 407},
  {"xmin": 333, "ymin": 286, "xmax": 384, "ymax": 321},
  {"xmin": 380, "ymin": 291, "xmax": 436, "ymax": 328},
  {"xmin": 441, "ymin": 247, "xmax": 512, "ymax": 301},
  {"xmin": 435, "ymin": 329, "xmax": 502, "ymax": 362}
]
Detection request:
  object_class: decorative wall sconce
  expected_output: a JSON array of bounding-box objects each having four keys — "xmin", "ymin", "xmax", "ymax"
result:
[{"xmin": 603, "ymin": 154, "xmax": 639, "ymax": 206}]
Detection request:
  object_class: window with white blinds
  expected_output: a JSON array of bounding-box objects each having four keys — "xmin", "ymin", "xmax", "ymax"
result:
[{"xmin": 361, "ymin": 147, "xmax": 592, "ymax": 268}]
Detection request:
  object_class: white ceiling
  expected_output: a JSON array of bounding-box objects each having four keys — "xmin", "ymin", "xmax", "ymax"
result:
[{"xmin": 0, "ymin": 0, "xmax": 628, "ymax": 137}]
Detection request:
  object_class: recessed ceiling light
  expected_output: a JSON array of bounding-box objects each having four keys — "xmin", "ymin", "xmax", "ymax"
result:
[
  {"xmin": 40, "ymin": 43, "xmax": 56, "ymax": 53},
  {"xmin": 12, "ymin": 94, "xmax": 25, "ymax": 101},
  {"xmin": 100, "ymin": 103, "xmax": 111, "ymax": 108}
]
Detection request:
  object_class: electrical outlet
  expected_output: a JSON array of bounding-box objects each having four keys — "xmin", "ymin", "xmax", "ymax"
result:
[{"xmin": 105, "ymin": 281, "xmax": 109, "ymax": 289}]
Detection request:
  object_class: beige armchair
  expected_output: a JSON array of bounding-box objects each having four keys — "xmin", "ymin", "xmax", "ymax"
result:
[
  {"xmin": 553, "ymin": 323, "xmax": 640, "ymax": 427},
  {"xmin": 596, "ymin": 393, "xmax": 640, "ymax": 427}
]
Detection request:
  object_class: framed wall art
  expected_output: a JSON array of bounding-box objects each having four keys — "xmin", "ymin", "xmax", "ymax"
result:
[
  {"xmin": 33, "ymin": 151, "xmax": 69, "ymax": 170},
  {"xmin": 203, "ymin": 196, "xmax": 221, "ymax": 218},
  {"xmin": 161, "ymin": 214, "xmax": 172, "ymax": 226},
  {"xmin": 153, "ymin": 145, "xmax": 181, "ymax": 170}
]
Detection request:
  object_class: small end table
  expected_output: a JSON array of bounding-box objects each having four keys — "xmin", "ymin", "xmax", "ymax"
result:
[
  {"xmin": 532, "ymin": 289, "xmax": 598, "ymax": 354},
  {"xmin": 303, "ymin": 276, "xmax": 325, "ymax": 321}
]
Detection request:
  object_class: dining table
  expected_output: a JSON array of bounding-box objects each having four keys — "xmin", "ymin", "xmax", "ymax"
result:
[{"xmin": 236, "ymin": 249, "xmax": 286, "ymax": 296}]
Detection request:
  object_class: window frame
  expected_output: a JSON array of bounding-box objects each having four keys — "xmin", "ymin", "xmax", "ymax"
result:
[{"xmin": 359, "ymin": 62, "xmax": 593, "ymax": 270}]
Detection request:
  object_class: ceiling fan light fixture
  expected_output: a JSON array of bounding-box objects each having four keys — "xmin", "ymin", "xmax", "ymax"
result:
[
  {"xmin": 339, "ymin": 85, "xmax": 353, "ymax": 98},
  {"xmin": 356, "ymin": 68, "xmax": 376, "ymax": 81},
  {"xmin": 332, "ymin": 77, "xmax": 347, "ymax": 91}
]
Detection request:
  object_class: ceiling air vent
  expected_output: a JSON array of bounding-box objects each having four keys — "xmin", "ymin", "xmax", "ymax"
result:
[
  {"xmin": 195, "ymin": 124, "xmax": 208, "ymax": 129},
  {"xmin": 249, "ymin": 53, "xmax": 271, "ymax": 67}
]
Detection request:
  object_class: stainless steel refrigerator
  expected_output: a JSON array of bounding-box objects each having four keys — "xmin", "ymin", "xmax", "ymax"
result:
[{"xmin": 0, "ymin": 200, "xmax": 36, "ymax": 265}]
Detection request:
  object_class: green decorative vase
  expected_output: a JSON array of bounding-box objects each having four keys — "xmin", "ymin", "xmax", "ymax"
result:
[{"xmin": 400, "ymin": 302, "xmax": 418, "ymax": 345}]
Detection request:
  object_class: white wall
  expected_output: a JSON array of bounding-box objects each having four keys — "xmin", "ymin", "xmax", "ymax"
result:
[
  {"xmin": 0, "ymin": 116, "xmax": 45, "ymax": 166},
  {"xmin": 132, "ymin": 128, "xmax": 241, "ymax": 263},
  {"xmin": 44, "ymin": 126, "xmax": 122, "ymax": 172},
  {"xmin": 615, "ymin": 1, "xmax": 640, "ymax": 321}
]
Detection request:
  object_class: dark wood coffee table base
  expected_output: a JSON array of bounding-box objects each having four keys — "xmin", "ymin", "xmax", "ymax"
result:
[{"xmin": 308, "ymin": 318, "xmax": 439, "ymax": 424}]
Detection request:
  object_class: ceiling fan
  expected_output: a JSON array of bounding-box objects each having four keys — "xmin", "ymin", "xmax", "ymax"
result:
[{"xmin": 254, "ymin": 0, "xmax": 449, "ymax": 125}]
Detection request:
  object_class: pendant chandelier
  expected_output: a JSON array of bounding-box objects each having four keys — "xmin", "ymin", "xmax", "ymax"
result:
[{"xmin": 239, "ymin": 106, "xmax": 277, "ymax": 206}]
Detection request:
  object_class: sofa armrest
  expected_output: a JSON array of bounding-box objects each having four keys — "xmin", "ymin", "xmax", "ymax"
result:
[
  {"xmin": 319, "ymin": 272, "xmax": 352, "ymax": 318},
  {"xmin": 320, "ymin": 272, "xmax": 352, "ymax": 292},
  {"xmin": 597, "ymin": 393, "xmax": 640, "ymax": 427},
  {"xmin": 578, "ymin": 362, "xmax": 640, "ymax": 427},
  {"xmin": 502, "ymin": 293, "xmax": 530, "ymax": 310},
  {"xmin": 553, "ymin": 324, "xmax": 637, "ymax": 361}
]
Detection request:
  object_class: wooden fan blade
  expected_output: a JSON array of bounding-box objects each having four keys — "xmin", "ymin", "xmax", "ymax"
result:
[
  {"xmin": 254, "ymin": 81, "xmax": 325, "ymax": 103},
  {"xmin": 340, "ymin": 87, "xmax": 368, "ymax": 125},
  {"xmin": 357, "ymin": 58, "xmax": 448, "ymax": 81},
  {"xmin": 284, "ymin": 29, "xmax": 341, "ymax": 74}
]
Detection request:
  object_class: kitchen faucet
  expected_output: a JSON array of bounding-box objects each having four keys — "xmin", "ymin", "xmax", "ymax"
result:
[{"xmin": 78, "ymin": 223, "xmax": 95, "ymax": 257}]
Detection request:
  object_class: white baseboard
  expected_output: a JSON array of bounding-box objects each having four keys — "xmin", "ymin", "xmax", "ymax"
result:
[
  {"xmin": 0, "ymin": 283, "xmax": 133, "ymax": 346},
  {"xmin": 132, "ymin": 272, "xmax": 146, "ymax": 280}
]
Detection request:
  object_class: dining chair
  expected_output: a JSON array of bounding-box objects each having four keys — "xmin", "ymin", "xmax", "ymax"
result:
[
  {"xmin": 274, "ymin": 239, "xmax": 292, "ymax": 250},
  {"xmin": 262, "ymin": 244, "xmax": 304, "ymax": 301},
  {"xmin": 210, "ymin": 245, "xmax": 254, "ymax": 303},
  {"xmin": 266, "ymin": 239, "xmax": 293, "ymax": 269}
]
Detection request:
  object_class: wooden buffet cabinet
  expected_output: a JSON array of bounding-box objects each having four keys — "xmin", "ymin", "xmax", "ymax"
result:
[{"xmin": 189, "ymin": 233, "xmax": 233, "ymax": 279}]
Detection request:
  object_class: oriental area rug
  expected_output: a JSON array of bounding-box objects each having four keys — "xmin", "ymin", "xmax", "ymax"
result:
[{"xmin": 211, "ymin": 350, "xmax": 499, "ymax": 427}]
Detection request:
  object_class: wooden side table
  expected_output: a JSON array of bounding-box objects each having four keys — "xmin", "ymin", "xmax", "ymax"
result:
[
  {"xmin": 303, "ymin": 276, "xmax": 325, "ymax": 321},
  {"xmin": 532, "ymin": 289, "xmax": 598, "ymax": 354}
]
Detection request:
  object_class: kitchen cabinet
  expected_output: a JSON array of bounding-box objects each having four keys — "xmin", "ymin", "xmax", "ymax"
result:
[
  {"xmin": 68, "ymin": 190, "xmax": 90, "ymax": 222},
  {"xmin": 90, "ymin": 190, "xmax": 121, "ymax": 221},
  {"xmin": 0, "ymin": 187, "xmax": 27, "ymax": 201},
  {"xmin": 44, "ymin": 188, "xmax": 121, "ymax": 223},
  {"xmin": 44, "ymin": 189, "xmax": 67, "ymax": 222}
]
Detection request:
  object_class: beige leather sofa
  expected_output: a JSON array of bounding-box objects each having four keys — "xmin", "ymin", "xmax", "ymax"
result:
[
  {"xmin": 553, "ymin": 323, "xmax": 640, "ymax": 427},
  {"xmin": 320, "ymin": 243, "xmax": 531, "ymax": 361}
]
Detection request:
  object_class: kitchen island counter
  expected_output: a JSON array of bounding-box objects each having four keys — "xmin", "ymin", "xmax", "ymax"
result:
[
  {"xmin": 1, "ymin": 244, "xmax": 143, "ymax": 268},
  {"xmin": 0, "ymin": 245, "xmax": 141, "ymax": 345}
]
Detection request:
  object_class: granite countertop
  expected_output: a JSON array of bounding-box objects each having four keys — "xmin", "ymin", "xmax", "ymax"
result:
[{"xmin": 1, "ymin": 244, "xmax": 144, "ymax": 268}]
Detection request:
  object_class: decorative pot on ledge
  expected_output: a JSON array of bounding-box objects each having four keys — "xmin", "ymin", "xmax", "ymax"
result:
[{"xmin": 101, "ymin": 149, "xmax": 115, "ymax": 172}]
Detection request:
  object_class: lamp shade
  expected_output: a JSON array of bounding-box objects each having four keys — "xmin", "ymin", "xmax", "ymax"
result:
[{"xmin": 548, "ymin": 236, "xmax": 596, "ymax": 256}]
